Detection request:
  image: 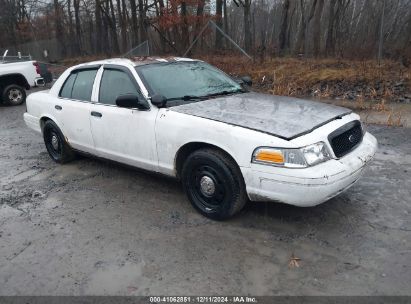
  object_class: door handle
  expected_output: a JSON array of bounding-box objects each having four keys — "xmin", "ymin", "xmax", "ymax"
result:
[
  {"xmin": 55, "ymin": 105, "xmax": 62, "ymax": 110},
  {"xmin": 91, "ymin": 111, "xmax": 102, "ymax": 118}
]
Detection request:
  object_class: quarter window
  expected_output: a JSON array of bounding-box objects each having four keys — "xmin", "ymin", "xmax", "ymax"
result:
[
  {"xmin": 99, "ymin": 69, "xmax": 140, "ymax": 105},
  {"xmin": 59, "ymin": 73, "xmax": 77, "ymax": 99},
  {"xmin": 59, "ymin": 69, "xmax": 98, "ymax": 101}
]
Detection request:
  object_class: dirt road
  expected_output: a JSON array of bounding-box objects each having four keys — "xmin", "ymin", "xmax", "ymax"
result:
[{"xmin": 0, "ymin": 102, "xmax": 410, "ymax": 296}]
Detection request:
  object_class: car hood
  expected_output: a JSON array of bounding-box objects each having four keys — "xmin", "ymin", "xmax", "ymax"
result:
[{"xmin": 170, "ymin": 92, "xmax": 352, "ymax": 140}]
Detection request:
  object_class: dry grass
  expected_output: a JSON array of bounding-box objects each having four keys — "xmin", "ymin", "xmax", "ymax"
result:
[
  {"xmin": 386, "ymin": 110, "xmax": 404, "ymax": 126},
  {"xmin": 199, "ymin": 55, "xmax": 411, "ymax": 104}
]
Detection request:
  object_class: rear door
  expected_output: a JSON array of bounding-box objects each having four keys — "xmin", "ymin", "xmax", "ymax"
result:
[
  {"xmin": 54, "ymin": 66, "xmax": 99, "ymax": 153},
  {"xmin": 89, "ymin": 65, "xmax": 159, "ymax": 171}
]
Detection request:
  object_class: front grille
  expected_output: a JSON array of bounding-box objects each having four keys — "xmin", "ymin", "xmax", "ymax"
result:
[{"xmin": 328, "ymin": 120, "xmax": 363, "ymax": 158}]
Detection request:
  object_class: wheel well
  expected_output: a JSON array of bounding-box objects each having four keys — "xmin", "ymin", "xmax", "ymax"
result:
[
  {"xmin": 0, "ymin": 74, "xmax": 30, "ymax": 90},
  {"xmin": 40, "ymin": 117, "xmax": 51, "ymax": 131},
  {"xmin": 175, "ymin": 142, "xmax": 239, "ymax": 179}
]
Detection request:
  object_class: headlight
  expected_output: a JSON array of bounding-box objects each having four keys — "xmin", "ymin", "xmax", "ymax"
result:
[
  {"xmin": 252, "ymin": 147, "xmax": 307, "ymax": 168},
  {"xmin": 252, "ymin": 142, "xmax": 331, "ymax": 168},
  {"xmin": 300, "ymin": 142, "xmax": 331, "ymax": 166}
]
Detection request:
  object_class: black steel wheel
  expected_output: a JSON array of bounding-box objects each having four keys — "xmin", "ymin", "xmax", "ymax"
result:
[
  {"xmin": 182, "ymin": 148, "xmax": 247, "ymax": 220},
  {"xmin": 43, "ymin": 120, "xmax": 75, "ymax": 163}
]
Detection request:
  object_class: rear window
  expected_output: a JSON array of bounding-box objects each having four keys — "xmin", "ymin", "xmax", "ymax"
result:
[{"xmin": 60, "ymin": 69, "xmax": 97, "ymax": 101}]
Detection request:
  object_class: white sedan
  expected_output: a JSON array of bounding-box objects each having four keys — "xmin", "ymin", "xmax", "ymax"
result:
[{"xmin": 24, "ymin": 57, "xmax": 377, "ymax": 219}]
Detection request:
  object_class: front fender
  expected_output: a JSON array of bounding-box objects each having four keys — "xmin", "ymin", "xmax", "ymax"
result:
[{"xmin": 155, "ymin": 109, "xmax": 289, "ymax": 176}]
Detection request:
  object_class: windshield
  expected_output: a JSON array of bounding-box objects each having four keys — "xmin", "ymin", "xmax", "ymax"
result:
[{"xmin": 136, "ymin": 61, "xmax": 243, "ymax": 101}]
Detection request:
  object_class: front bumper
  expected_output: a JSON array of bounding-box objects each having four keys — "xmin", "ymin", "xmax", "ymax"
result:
[{"xmin": 242, "ymin": 132, "xmax": 378, "ymax": 207}]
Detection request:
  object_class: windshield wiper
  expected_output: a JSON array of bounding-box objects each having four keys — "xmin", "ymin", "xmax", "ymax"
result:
[
  {"xmin": 162, "ymin": 89, "xmax": 245, "ymax": 105},
  {"xmin": 166, "ymin": 95, "xmax": 205, "ymax": 102},
  {"xmin": 204, "ymin": 88, "xmax": 246, "ymax": 98}
]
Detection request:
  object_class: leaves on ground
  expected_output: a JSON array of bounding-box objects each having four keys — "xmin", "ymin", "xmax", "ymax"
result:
[{"xmin": 288, "ymin": 253, "xmax": 301, "ymax": 268}]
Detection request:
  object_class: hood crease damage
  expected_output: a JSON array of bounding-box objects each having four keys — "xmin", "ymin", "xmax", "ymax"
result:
[{"xmin": 170, "ymin": 92, "xmax": 352, "ymax": 140}]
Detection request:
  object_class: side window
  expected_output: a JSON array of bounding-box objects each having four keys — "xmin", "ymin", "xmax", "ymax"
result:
[
  {"xmin": 59, "ymin": 69, "xmax": 97, "ymax": 101},
  {"xmin": 71, "ymin": 69, "xmax": 98, "ymax": 101},
  {"xmin": 99, "ymin": 69, "xmax": 140, "ymax": 105},
  {"xmin": 60, "ymin": 73, "xmax": 77, "ymax": 98}
]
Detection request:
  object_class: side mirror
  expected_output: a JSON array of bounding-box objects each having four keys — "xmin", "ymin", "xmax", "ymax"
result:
[
  {"xmin": 150, "ymin": 94, "xmax": 167, "ymax": 108},
  {"xmin": 116, "ymin": 94, "xmax": 150, "ymax": 110},
  {"xmin": 240, "ymin": 76, "xmax": 253, "ymax": 87}
]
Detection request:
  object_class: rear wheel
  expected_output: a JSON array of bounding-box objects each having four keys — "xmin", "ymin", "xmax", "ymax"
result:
[
  {"xmin": 181, "ymin": 148, "xmax": 247, "ymax": 220},
  {"xmin": 2, "ymin": 85, "xmax": 26, "ymax": 106},
  {"xmin": 43, "ymin": 120, "xmax": 75, "ymax": 163}
]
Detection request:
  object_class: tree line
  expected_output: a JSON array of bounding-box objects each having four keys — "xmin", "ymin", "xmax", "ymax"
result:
[{"xmin": 1, "ymin": 0, "xmax": 410, "ymax": 61}]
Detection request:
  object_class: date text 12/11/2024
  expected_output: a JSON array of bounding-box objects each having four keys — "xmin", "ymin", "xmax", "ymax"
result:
[{"xmin": 149, "ymin": 296, "xmax": 257, "ymax": 303}]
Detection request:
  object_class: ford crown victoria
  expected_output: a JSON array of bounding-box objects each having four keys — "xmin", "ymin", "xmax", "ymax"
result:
[{"xmin": 24, "ymin": 57, "xmax": 377, "ymax": 219}]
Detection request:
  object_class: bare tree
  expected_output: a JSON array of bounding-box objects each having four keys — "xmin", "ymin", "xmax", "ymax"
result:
[
  {"xmin": 312, "ymin": 0, "xmax": 325, "ymax": 56},
  {"xmin": 243, "ymin": 0, "xmax": 252, "ymax": 52},
  {"xmin": 74, "ymin": 0, "xmax": 82, "ymax": 54},
  {"xmin": 1, "ymin": 0, "xmax": 411, "ymax": 61},
  {"xmin": 129, "ymin": 0, "xmax": 138, "ymax": 46},
  {"xmin": 294, "ymin": 0, "xmax": 317, "ymax": 55},
  {"xmin": 215, "ymin": 0, "xmax": 223, "ymax": 48},
  {"xmin": 279, "ymin": 0, "xmax": 290, "ymax": 55},
  {"xmin": 138, "ymin": 0, "xmax": 147, "ymax": 43},
  {"xmin": 54, "ymin": 0, "xmax": 66, "ymax": 56},
  {"xmin": 325, "ymin": 0, "xmax": 337, "ymax": 55}
]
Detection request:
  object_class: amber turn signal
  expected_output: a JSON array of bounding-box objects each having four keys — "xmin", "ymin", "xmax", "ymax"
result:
[{"xmin": 254, "ymin": 149, "xmax": 284, "ymax": 164}]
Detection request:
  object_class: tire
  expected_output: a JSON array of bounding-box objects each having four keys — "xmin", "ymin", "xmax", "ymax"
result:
[
  {"xmin": 2, "ymin": 85, "xmax": 26, "ymax": 106},
  {"xmin": 43, "ymin": 120, "xmax": 75, "ymax": 164},
  {"xmin": 181, "ymin": 148, "xmax": 248, "ymax": 220}
]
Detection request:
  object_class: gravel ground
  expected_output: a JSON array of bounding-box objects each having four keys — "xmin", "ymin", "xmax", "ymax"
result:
[{"xmin": 0, "ymin": 102, "xmax": 410, "ymax": 296}]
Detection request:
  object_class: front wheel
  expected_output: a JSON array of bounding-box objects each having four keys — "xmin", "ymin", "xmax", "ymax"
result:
[
  {"xmin": 2, "ymin": 85, "xmax": 26, "ymax": 106},
  {"xmin": 43, "ymin": 120, "xmax": 75, "ymax": 164},
  {"xmin": 181, "ymin": 148, "xmax": 248, "ymax": 220}
]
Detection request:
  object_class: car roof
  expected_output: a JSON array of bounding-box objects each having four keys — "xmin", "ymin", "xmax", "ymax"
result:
[
  {"xmin": 131, "ymin": 56, "xmax": 198, "ymax": 66},
  {"xmin": 74, "ymin": 57, "xmax": 199, "ymax": 69}
]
